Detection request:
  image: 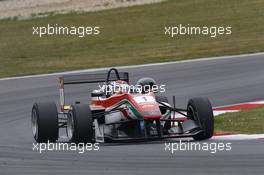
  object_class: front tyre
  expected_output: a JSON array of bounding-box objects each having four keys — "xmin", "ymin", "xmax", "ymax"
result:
[
  {"xmin": 187, "ymin": 97, "xmax": 214, "ymax": 140},
  {"xmin": 67, "ymin": 104, "xmax": 94, "ymax": 143},
  {"xmin": 31, "ymin": 102, "xmax": 58, "ymax": 143}
]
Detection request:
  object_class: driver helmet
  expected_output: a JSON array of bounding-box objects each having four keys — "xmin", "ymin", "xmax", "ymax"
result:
[{"xmin": 110, "ymin": 80, "xmax": 129, "ymax": 94}]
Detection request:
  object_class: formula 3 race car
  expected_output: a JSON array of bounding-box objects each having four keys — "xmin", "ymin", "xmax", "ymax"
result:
[{"xmin": 31, "ymin": 68, "xmax": 214, "ymax": 143}]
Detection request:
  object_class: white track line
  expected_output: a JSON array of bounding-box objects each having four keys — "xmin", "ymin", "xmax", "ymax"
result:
[
  {"xmin": 213, "ymin": 100, "xmax": 264, "ymax": 109},
  {"xmin": 248, "ymin": 100, "xmax": 264, "ymax": 104},
  {"xmin": 213, "ymin": 134, "xmax": 264, "ymax": 140},
  {"xmin": 1, "ymin": 52, "xmax": 264, "ymax": 81}
]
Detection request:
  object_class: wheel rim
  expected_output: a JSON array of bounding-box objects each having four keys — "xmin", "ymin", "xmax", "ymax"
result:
[
  {"xmin": 188, "ymin": 105, "xmax": 203, "ymax": 129},
  {"xmin": 31, "ymin": 109, "xmax": 38, "ymax": 138},
  {"xmin": 66, "ymin": 113, "xmax": 74, "ymax": 140},
  {"xmin": 188, "ymin": 105, "xmax": 197, "ymax": 120}
]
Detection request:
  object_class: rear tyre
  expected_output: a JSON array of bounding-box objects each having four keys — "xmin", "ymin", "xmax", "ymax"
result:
[
  {"xmin": 31, "ymin": 102, "xmax": 58, "ymax": 143},
  {"xmin": 187, "ymin": 97, "xmax": 214, "ymax": 140},
  {"xmin": 67, "ymin": 104, "xmax": 94, "ymax": 143}
]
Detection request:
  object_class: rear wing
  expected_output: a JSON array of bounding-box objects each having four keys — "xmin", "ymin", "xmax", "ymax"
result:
[{"xmin": 59, "ymin": 68, "xmax": 129, "ymax": 112}]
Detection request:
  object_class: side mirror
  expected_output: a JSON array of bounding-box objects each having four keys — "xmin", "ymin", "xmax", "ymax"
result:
[{"xmin": 91, "ymin": 90, "xmax": 104, "ymax": 97}]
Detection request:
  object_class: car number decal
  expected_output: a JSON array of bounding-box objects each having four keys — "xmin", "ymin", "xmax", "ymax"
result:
[{"xmin": 133, "ymin": 96, "xmax": 155, "ymax": 103}]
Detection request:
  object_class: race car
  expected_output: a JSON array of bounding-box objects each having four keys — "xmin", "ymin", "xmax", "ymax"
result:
[{"xmin": 31, "ymin": 68, "xmax": 214, "ymax": 143}]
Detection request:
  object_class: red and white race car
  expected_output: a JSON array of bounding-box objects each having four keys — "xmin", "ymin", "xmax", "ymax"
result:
[{"xmin": 31, "ymin": 68, "xmax": 214, "ymax": 143}]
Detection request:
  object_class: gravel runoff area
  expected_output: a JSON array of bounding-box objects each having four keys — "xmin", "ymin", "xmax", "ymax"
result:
[{"xmin": 0, "ymin": 0, "xmax": 166, "ymax": 19}]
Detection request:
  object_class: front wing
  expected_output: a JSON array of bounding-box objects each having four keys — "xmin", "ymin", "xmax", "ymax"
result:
[{"xmin": 94, "ymin": 118, "xmax": 202, "ymax": 143}]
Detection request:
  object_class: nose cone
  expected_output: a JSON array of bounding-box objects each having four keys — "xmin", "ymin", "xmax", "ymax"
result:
[
  {"xmin": 140, "ymin": 104, "xmax": 162, "ymax": 119},
  {"xmin": 129, "ymin": 93, "xmax": 162, "ymax": 119}
]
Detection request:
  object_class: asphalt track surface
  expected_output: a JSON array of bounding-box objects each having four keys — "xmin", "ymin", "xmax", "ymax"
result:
[{"xmin": 0, "ymin": 53, "xmax": 264, "ymax": 174}]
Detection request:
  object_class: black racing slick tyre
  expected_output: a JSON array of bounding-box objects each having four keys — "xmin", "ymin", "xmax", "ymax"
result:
[
  {"xmin": 187, "ymin": 97, "xmax": 214, "ymax": 141},
  {"xmin": 31, "ymin": 102, "xmax": 58, "ymax": 143},
  {"xmin": 67, "ymin": 104, "xmax": 94, "ymax": 143}
]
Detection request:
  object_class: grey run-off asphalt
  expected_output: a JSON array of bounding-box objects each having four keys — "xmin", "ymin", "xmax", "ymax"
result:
[{"xmin": 0, "ymin": 53, "xmax": 264, "ymax": 174}]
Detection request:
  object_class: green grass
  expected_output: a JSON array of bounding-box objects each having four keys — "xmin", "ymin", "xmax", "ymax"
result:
[
  {"xmin": 215, "ymin": 106, "xmax": 264, "ymax": 134},
  {"xmin": 0, "ymin": 0, "xmax": 263, "ymax": 77}
]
